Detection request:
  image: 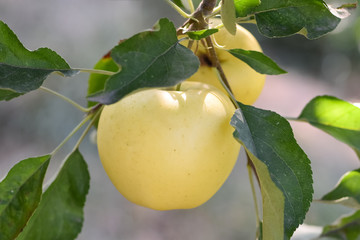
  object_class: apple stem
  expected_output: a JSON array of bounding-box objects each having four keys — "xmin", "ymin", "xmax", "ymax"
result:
[
  {"xmin": 179, "ymin": 0, "xmax": 238, "ymax": 107},
  {"xmin": 204, "ymin": 36, "xmax": 234, "ymax": 94},
  {"xmin": 72, "ymin": 106, "xmax": 103, "ymax": 152},
  {"xmin": 175, "ymin": 83, "xmax": 182, "ymax": 91}
]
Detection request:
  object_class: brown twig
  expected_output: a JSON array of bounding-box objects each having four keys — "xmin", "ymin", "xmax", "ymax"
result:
[{"xmin": 204, "ymin": 36, "xmax": 234, "ymax": 94}]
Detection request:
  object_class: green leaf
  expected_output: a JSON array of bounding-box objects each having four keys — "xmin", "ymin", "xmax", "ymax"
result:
[
  {"xmin": 172, "ymin": 0, "xmax": 185, "ymax": 8},
  {"xmin": 186, "ymin": 29, "xmax": 219, "ymax": 40},
  {"xmin": 231, "ymin": 104, "xmax": 313, "ymax": 240},
  {"xmin": 253, "ymin": 0, "xmax": 342, "ymax": 39},
  {"xmin": 234, "ymin": 0, "xmax": 260, "ymax": 17},
  {"xmin": 298, "ymin": 96, "xmax": 360, "ymax": 159},
  {"xmin": 0, "ymin": 21, "xmax": 78, "ymax": 101},
  {"xmin": 0, "ymin": 89, "xmax": 23, "ymax": 101},
  {"xmin": 0, "ymin": 155, "xmax": 50, "ymax": 240},
  {"xmin": 227, "ymin": 49, "xmax": 287, "ymax": 75},
  {"xmin": 87, "ymin": 18, "xmax": 200, "ymax": 105},
  {"xmin": 17, "ymin": 149, "xmax": 90, "ymax": 240},
  {"xmin": 87, "ymin": 52, "xmax": 119, "ymax": 107},
  {"xmin": 321, "ymin": 210, "xmax": 360, "ymax": 240},
  {"xmin": 221, "ymin": 0, "xmax": 237, "ymax": 35},
  {"xmin": 320, "ymin": 169, "xmax": 360, "ymax": 209}
]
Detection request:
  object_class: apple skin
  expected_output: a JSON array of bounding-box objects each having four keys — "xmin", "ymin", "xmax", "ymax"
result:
[
  {"xmin": 97, "ymin": 82, "xmax": 240, "ymax": 210},
  {"xmin": 184, "ymin": 19, "xmax": 266, "ymax": 105}
]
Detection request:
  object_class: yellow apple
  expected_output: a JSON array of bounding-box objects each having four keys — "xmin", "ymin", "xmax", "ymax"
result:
[
  {"xmin": 97, "ymin": 82, "xmax": 240, "ymax": 210},
  {"xmin": 183, "ymin": 19, "xmax": 266, "ymax": 105}
]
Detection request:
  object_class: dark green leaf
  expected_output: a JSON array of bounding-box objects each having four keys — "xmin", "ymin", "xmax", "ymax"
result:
[
  {"xmin": 321, "ymin": 210, "xmax": 360, "ymax": 240},
  {"xmin": 321, "ymin": 169, "xmax": 360, "ymax": 208},
  {"xmin": 221, "ymin": 0, "xmax": 237, "ymax": 35},
  {"xmin": 231, "ymin": 104, "xmax": 313, "ymax": 239},
  {"xmin": 186, "ymin": 29, "xmax": 219, "ymax": 40},
  {"xmin": 17, "ymin": 149, "xmax": 90, "ymax": 240},
  {"xmin": 234, "ymin": 0, "xmax": 260, "ymax": 17},
  {"xmin": 87, "ymin": 53, "xmax": 119, "ymax": 107},
  {"xmin": 298, "ymin": 95, "xmax": 360, "ymax": 159},
  {"xmin": 172, "ymin": 0, "xmax": 185, "ymax": 8},
  {"xmin": 0, "ymin": 155, "xmax": 50, "ymax": 240},
  {"xmin": 87, "ymin": 18, "xmax": 200, "ymax": 105},
  {"xmin": 253, "ymin": 0, "xmax": 342, "ymax": 39},
  {"xmin": 227, "ymin": 49, "xmax": 287, "ymax": 75},
  {"xmin": 0, "ymin": 21, "xmax": 78, "ymax": 100}
]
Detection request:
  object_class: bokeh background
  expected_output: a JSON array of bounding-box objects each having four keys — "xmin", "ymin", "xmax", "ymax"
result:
[{"xmin": 0, "ymin": 0, "xmax": 359, "ymax": 239}]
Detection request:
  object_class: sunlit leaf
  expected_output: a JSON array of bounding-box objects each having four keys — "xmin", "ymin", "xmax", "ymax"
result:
[
  {"xmin": 298, "ymin": 95, "xmax": 360, "ymax": 159},
  {"xmin": 234, "ymin": 0, "xmax": 260, "ymax": 17},
  {"xmin": 227, "ymin": 49, "xmax": 287, "ymax": 75},
  {"xmin": 231, "ymin": 104, "xmax": 313, "ymax": 240},
  {"xmin": 87, "ymin": 51, "xmax": 119, "ymax": 107},
  {"xmin": 0, "ymin": 155, "xmax": 50, "ymax": 240},
  {"xmin": 186, "ymin": 29, "xmax": 219, "ymax": 40},
  {"xmin": 87, "ymin": 18, "xmax": 199, "ymax": 105},
  {"xmin": 221, "ymin": 0, "xmax": 237, "ymax": 35},
  {"xmin": 0, "ymin": 21, "xmax": 78, "ymax": 101},
  {"xmin": 321, "ymin": 210, "xmax": 360, "ymax": 240},
  {"xmin": 17, "ymin": 150, "xmax": 90, "ymax": 240},
  {"xmin": 320, "ymin": 169, "xmax": 360, "ymax": 208}
]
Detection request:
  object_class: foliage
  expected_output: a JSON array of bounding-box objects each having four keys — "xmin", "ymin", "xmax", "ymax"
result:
[{"xmin": 0, "ymin": 0, "xmax": 358, "ymax": 239}]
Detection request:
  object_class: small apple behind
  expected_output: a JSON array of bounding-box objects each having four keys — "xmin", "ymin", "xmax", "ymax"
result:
[
  {"xmin": 97, "ymin": 82, "xmax": 240, "ymax": 210},
  {"xmin": 183, "ymin": 19, "xmax": 266, "ymax": 105}
]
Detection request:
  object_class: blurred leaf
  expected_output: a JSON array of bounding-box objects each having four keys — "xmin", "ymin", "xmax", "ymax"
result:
[
  {"xmin": 186, "ymin": 29, "xmax": 219, "ymax": 40},
  {"xmin": 320, "ymin": 210, "xmax": 360, "ymax": 240},
  {"xmin": 0, "ymin": 21, "xmax": 78, "ymax": 101},
  {"xmin": 17, "ymin": 149, "xmax": 90, "ymax": 240},
  {"xmin": 87, "ymin": 18, "xmax": 199, "ymax": 105},
  {"xmin": 320, "ymin": 169, "xmax": 360, "ymax": 208},
  {"xmin": 221, "ymin": 0, "xmax": 237, "ymax": 35},
  {"xmin": 234, "ymin": 0, "xmax": 260, "ymax": 17},
  {"xmin": 231, "ymin": 104, "xmax": 313, "ymax": 239},
  {"xmin": 0, "ymin": 89, "xmax": 23, "ymax": 101},
  {"xmin": 0, "ymin": 155, "xmax": 50, "ymax": 240},
  {"xmin": 87, "ymin": 52, "xmax": 119, "ymax": 107},
  {"xmin": 253, "ymin": 0, "xmax": 342, "ymax": 39},
  {"xmin": 298, "ymin": 96, "xmax": 360, "ymax": 159},
  {"xmin": 227, "ymin": 49, "xmax": 287, "ymax": 75}
]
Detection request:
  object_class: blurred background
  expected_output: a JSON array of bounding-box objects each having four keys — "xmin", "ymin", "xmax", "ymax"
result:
[{"xmin": 0, "ymin": 0, "xmax": 359, "ymax": 239}]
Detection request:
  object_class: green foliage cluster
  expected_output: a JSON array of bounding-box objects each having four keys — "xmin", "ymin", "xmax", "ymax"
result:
[{"xmin": 0, "ymin": 0, "xmax": 359, "ymax": 239}]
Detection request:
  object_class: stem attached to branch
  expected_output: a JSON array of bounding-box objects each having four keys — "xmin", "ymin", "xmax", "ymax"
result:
[
  {"xmin": 196, "ymin": 0, "xmax": 217, "ymax": 16},
  {"xmin": 205, "ymin": 36, "xmax": 233, "ymax": 94},
  {"xmin": 72, "ymin": 105, "xmax": 104, "ymax": 151}
]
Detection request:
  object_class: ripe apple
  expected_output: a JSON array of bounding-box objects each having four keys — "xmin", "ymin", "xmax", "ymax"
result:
[
  {"xmin": 183, "ymin": 19, "xmax": 266, "ymax": 105},
  {"xmin": 97, "ymin": 82, "xmax": 240, "ymax": 210}
]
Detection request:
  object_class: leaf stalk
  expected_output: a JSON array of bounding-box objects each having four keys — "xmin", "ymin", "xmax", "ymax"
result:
[
  {"xmin": 51, "ymin": 114, "xmax": 93, "ymax": 155},
  {"xmin": 40, "ymin": 86, "xmax": 90, "ymax": 112}
]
